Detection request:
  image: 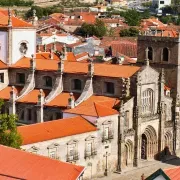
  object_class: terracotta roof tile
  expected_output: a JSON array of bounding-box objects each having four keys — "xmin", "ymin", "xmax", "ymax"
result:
[
  {"xmin": 0, "ymin": 145, "xmax": 84, "ymax": 180},
  {"xmin": 11, "ymin": 58, "xmax": 140, "ymax": 78},
  {"xmin": 0, "ymin": 16, "xmax": 33, "ymax": 28},
  {"xmin": 36, "ymin": 52, "xmax": 60, "ymax": 60},
  {"xmin": 0, "ymin": 86, "xmax": 22, "ymax": 100},
  {"xmin": 17, "ymin": 89, "xmax": 50, "ymax": 104},
  {"xmin": 164, "ymin": 167, "xmax": 180, "ymax": 180},
  {"xmin": 46, "ymin": 92, "xmax": 80, "ymax": 107},
  {"xmin": 0, "ymin": 60, "xmax": 7, "ymax": 69},
  {"xmin": 65, "ymin": 102, "xmax": 118, "ymax": 117},
  {"xmin": 18, "ymin": 116, "xmax": 97, "ymax": 145}
]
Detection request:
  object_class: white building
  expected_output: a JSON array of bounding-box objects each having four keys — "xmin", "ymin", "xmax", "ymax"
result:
[{"xmin": 153, "ymin": 0, "xmax": 171, "ymax": 9}]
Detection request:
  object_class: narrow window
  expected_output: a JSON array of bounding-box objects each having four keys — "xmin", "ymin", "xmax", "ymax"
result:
[
  {"xmin": 17, "ymin": 73, "xmax": 25, "ymax": 84},
  {"xmin": 0, "ymin": 73, "xmax": 4, "ymax": 83},
  {"xmin": 27, "ymin": 109, "xmax": 32, "ymax": 121},
  {"xmin": 148, "ymin": 47, "xmax": 153, "ymax": 60},
  {"xmin": 73, "ymin": 79, "xmax": 82, "ymax": 91},
  {"xmin": 105, "ymin": 82, "xmax": 114, "ymax": 94},
  {"xmin": 49, "ymin": 148, "xmax": 57, "ymax": 159},
  {"xmin": 44, "ymin": 76, "xmax": 52, "ymax": 87},
  {"xmin": 162, "ymin": 48, "xmax": 169, "ymax": 61}
]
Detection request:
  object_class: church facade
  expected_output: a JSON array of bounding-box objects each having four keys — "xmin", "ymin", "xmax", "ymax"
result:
[{"xmin": 0, "ymin": 10, "xmax": 178, "ymax": 179}]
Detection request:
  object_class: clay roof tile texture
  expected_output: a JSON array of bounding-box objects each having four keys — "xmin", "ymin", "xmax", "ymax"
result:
[
  {"xmin": 0, "ymin": 145, "xmax": 84, "ymax": 180},
  {"xmin": 18, "ymin": 116, "xmax": 97, "ymax": 145}
]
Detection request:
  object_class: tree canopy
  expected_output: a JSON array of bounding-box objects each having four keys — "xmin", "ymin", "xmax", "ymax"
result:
[
  {"xmin": 0, "ymin": 100, "xmax": 22, "ymax": 149},
  {"xmin": 120, "ymin": 27, "xmax": 139, "ymax": 37},
  {"xmin": 78, "ymin": 19, "xmax": 107, "ymax": 37}
]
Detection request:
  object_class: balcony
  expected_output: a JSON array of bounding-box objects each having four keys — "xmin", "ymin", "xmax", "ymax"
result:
[
  {"xmin": 66, "ymin": 152, "xmax": 79, "ymax": 162},
  {"xmin": 84, "ymin": 149, "xmax": 97, "ymax": 159},
  {"xmin": 102, "ymin": 130, "xmax": 114, "ymax": 142}
]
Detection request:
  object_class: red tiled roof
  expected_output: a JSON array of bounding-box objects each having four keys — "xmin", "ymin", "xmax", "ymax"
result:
[
  {"xmin": 10, "ymin": 58, "xmax": 140, "ymax": 78},
  {"xmin": 0, "ymin": 145, "xmax": 84, "ymax": 180},
  {"xmin": 111, "ymin": 41, "xmax": 137, "ymax": 58},
  {"xmin": 46, "ymin": 92, "xmax": 80, "ymax": 107},
  {"xmin": 36, "ymin": 52, "xmax": 60, "ymax": 60},
  {"xmin": 18, "ymin": 116, "xmax": 97, "ymax": 145},
  {"xmin": 17, "ymin": 89, "xmax": 50, "ymax": 104},
  {"xmin": 164, "ymin": 167, "xmax": 180, "ymax": 180},
  {"xmin": 0, "ymin": 16, "xmax": 33, "ymax": 28},
  {"xmin": 0, "ymin": 86, "xmax": 22, "ymax": 100},
  {"xmin": 65, "ymin": 102, "xmax": 118, "ymax": 117}
]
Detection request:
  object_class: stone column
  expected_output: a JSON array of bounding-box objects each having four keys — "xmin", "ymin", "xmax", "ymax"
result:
[
  {"xmin": 9, "ymin": 86, "xmax": 16, "ymax": 115},
  {"xmin": 36, "ymin": 89, "xmax": 44, "ymax": 123}
]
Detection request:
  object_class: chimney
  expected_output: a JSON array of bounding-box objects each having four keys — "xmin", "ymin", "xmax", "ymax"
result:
[
  {"xmin": 36, "ymin": 89, "xmax": 44, "ymax": 123},
  {"xmin": 67, "ymin": 92, "xmax": 75, "ymax": 109},
  {"xmin": 9, "ymin": 86, "xmax": 16, "ymax": 115}
]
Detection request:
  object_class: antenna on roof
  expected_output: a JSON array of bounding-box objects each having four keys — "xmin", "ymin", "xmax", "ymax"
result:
[{"xmin": 8, "ymin": 8, "xmax": 12, "ymax": 27}]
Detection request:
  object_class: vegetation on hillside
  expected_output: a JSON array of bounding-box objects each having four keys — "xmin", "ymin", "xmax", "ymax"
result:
[
  {"xmin": 120, "ymin": 27, "xmax": 139, "ymax": 37},
  {"xmin": 0, "ymin": 0, "xmax": 33, "ymax": 6}
]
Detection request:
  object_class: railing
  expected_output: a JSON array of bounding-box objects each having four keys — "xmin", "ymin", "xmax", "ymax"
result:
[
  {"xmin": 84, "ymin": 149, "xmax": 97, "ymax": 159},
  {"xmin": 66, "ymin": 152, "xmax": 79, "ymax": 162}
]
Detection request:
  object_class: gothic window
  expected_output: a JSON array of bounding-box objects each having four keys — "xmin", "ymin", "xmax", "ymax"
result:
[
  {"xmin": 147, "ymin": 47, "xmax": 153, "ymax": 60},
  {"xmin": 67, "ymin": 140, "xmax": 79, "ymax": 162},
  {"xmin": 19, "ymin": 42, "xmax": 28, "ymax": 55},
  {"xmin": 0, "ymin": 73, "xmax": 4, "ymax": 83},
  {"xmin": 142, "ymin": 89, "xmax": 153, "ymax": 114},
  {"xmin": 105, "ymin": 82, "xmax": 115, "ymax": 94},
  {"xmin": 162, "ymin": 48, "xmax": 169, "ymax": 61},
  {"xmin": 17, "ymin": 73, "xmax": 25, "ymax": 84},
  {"xmin": 43, "ymin": 76, "xmax": 52, "ymax": 87},
  {"xmin": 72, "ymin": 79, "xmax": 82, "ymax": 91}
]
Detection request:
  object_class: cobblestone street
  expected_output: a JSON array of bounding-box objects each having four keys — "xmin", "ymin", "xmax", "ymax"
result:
[{"xmin": 94, "ymin": 157, "xmax": 180, "ymax": 180}]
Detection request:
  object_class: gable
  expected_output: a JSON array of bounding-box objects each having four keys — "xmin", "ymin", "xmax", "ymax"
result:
[{"xmin": 146, "ymin": 169, "xmax": 170, "ymax": 180}]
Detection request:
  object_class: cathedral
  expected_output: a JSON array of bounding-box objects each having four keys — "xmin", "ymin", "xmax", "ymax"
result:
[{"xmin": 0, "ymin": 9, "xmax": 179, "ymax": 179}]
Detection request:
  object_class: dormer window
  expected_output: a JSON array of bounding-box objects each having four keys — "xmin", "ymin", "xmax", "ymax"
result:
[
  {"xmin": 43, "ymin": 76, "xmax": 52, "ymax": 87},
  {"xmin": 72, "ymin": 79, "xmax": 82, "ymax": 91}
]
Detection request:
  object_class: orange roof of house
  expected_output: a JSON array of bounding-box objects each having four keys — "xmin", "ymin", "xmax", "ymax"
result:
[
  {"xmin": 36, "ymin": 52, "xmax": 60, "ymax": 60},
  {"xmin": 17, "ymin": 89, "xmax": 50, "ymax": 104},
  {"xmin": 0, "ymin": 16, "xmax": 33, "ymax": 28},
  {"xmin": 164, "ymin": 167, "xmax": 180, "ymax": 180},
  {"xmin": 0, "ymin": 60, "xmax": 7, "ymax": 69},
  {"xmin": 66, "ymin": 52, "xmax": 76, "ymax": 61},
  {"xmin": 0, "ymin": 86, "xmax": 22, "ymax": 100},
  {"xmin": 11, "ymin": 58, "xmax": 140, "ymax": 78},
  {"xmin": 65, "ymin": 102, "xmax": 118, "ymax": 117},
  {"xmin": 0, "ymin": 145, "xmax": 84, "ymax": 180},
  {"xmin": 18, "ymin": 116, "xmax": 97, "ymax": 145},
  {"xmin": 46, "ymin": 92, "xmax": 80, "ymax": 107}
]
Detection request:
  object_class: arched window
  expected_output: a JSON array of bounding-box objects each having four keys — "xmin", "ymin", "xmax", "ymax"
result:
[
  {"xmin": 162, "ymin": 48, "xmax": 169, "ymax": 61},
  {"xmin": 148, "ymin": 47, "xmax": 153, "ymax": 60},
  {"xmin": 43, "ymin": 76, "xmax": 52, "ymax": 87},
  {"xmin": 142, "ymin": 89, "xmax": 153, "ymax": 114},
  {"xmin": 72, "ymin": 79, "xmax": 82, "ymax": 91}
]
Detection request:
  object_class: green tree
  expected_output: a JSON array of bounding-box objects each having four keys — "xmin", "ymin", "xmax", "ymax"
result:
[
  {"xmin": 94, "ymin": 19, "xmax": 107, "ymax": 37},
  {"xmin": 0, "ymin": 100, "xmax": 22, "ymax": 149},
  {"xmin": 120, "ymin": 27, "xmax": 139, "ymax": 37},
  {"xmin": 120, "ymin": 9, "xmax": 141, "ymax": 26}
]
